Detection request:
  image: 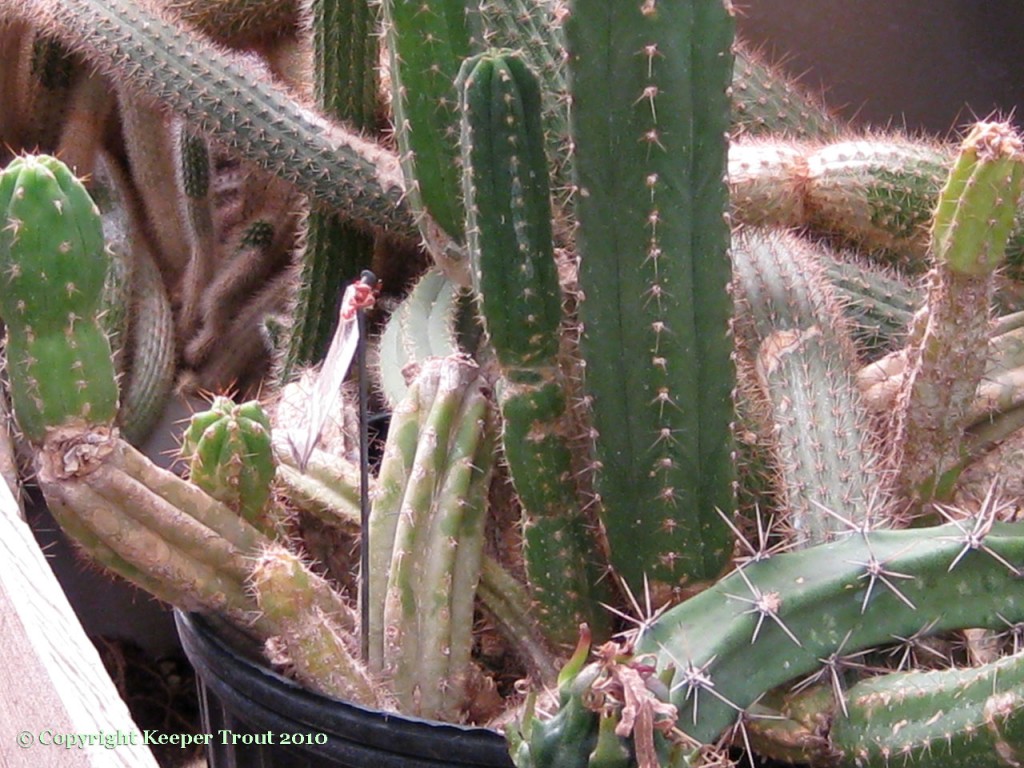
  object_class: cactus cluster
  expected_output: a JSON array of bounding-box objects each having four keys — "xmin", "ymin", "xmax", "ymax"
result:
[{"xmin": 6, "ymin": 3, "xmax": 1024, "ymax": 768}]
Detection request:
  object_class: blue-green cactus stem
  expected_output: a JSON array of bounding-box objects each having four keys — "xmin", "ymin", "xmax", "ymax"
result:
[
  {"xmin": 515, "ymin": 522, "xmax": 1024, "ymax": 766},
  {"xmin": 732, "ymin": 229, "xmax": 890, "ymax": 543}
]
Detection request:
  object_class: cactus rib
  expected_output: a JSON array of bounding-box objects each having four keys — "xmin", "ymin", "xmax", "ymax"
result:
[{"xmin": 833, "ymin": 650, "xmax": 1024, "ymax": 767}]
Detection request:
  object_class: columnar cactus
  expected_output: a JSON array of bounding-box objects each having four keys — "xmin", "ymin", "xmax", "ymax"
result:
[
  {"xmin": 459, "ymin": 49, "xmax": 604, "ymax": 645},
  {"xmin": 893, "ymin": 122, "xmax": 1024, "ymax": 503},
  {"xmin": 0, "ymin": 153, "xmax": 118, "ymax": 443},
  {"xmin": 568, "ymin": 1, "xmax": 736, "ymax": 592},
  {"xmin": 367, "ymin": 355, "xmax": 495, "ymax": 720}
]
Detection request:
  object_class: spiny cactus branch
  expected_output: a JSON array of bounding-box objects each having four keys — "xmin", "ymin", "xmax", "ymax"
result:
[{"xmin": 21, "ymin": 0, "xmax": 427, "ymax": 243}]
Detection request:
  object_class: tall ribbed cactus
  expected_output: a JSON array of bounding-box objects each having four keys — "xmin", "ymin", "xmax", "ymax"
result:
[
  {"xmin": 568, "ymin": 2, "xmax": 736, "ymax": 591},
  {"xmin": 459, "ymin": 49, "xmax": 604, "ymax": 645}
]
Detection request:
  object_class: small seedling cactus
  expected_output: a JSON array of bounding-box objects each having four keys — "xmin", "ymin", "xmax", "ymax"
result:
[{"xmin": 6, "ymin": 3, "xmax": 1024, "ymax": 768}]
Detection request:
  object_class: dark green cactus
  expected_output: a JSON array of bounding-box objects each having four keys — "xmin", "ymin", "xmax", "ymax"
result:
[
  {"xmin": 0, "ymin": 153, "xmax": 118, "ymax": 442},
  {"xmin": 568, "ymin": 1, "xmax": 737, "ymax": 591},
  {"xmin": 382, "ymin": 0, "xmax": 471, "ymax": 243},
  {"xmin": 459, "ymin": 49, "xmax": 603, "ymax": 643},
  {"xmin": 281, "ymin": 0, "xmax": 380, "ymax": 377},
  {"xmin": 181, "ymin": 396, "xmax": 277, "ymax": 534}
]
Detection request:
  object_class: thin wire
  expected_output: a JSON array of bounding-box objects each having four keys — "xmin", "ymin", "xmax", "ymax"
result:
[{"xmin": 358, "ymin": 278, "xmax": 372, "ymax": 665}]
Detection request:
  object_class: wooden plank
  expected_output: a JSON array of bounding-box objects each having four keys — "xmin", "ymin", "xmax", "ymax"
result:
[{"xmin": 0, "ymin": 471, "xmax": 159, "ymax": 767}]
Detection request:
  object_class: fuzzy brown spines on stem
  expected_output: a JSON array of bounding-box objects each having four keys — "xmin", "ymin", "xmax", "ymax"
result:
[{"xmin": 251, "ymin": 544, "xmax": 390, "ymax": 708}]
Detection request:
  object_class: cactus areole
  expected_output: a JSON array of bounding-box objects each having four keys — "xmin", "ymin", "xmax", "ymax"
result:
[{"xmin": 0, "ymin": 154, "xmax": 119, "ymax": 444}]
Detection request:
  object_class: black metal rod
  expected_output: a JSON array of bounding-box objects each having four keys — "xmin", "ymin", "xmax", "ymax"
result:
[{"xmin": 357, "ymin": 294, "xmax": 371, "ymax": 665}]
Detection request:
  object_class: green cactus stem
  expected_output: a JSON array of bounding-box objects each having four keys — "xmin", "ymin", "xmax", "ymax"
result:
[
  {"xmin": 382, "ymin": 0, "xmax": 471, "ymax": 242},
  {"xmin": 893, "ymin": 121, "xmax": 1024, "ymax": 503},
  {"xmin": 118, "ymin": 232, "xmax": 176, "ymax": 445},
  {"xmin": 281, "ymin": 0, "xmax": 380, "ymax": 376},
  {"xmin": 568, "ymin": 1, "xmax": 736, "ymax": 591},
  {"xmin": 823, "ymin": 254, "xmax": 919, "ymax": 356},
  {"xmin": 732, "ymin": 229, "xmax": 889, "ymax": 543},
  {"xmin": 366, "ymin": 360, "xmax": 430, "ymax": 674},
  {"xmin": 459, "ymin": 49, "xmax": 603, "ymax": 642},
  {"xmin": 250, "ymin": 544, "xmax": 389, "ymax": 708},
  {"xmin": 369, "ymin": 356, "xmax": 495, "ymax": 720},
  {"xmin": 727, "ymin": 134, "xmax": 1024, "ymax": 281},
  {"xmin": 832, "ymin": 650, "xmax": 1024, "ymax": 767},
  {"xmin": 19, "ymin": 0, "xmax": 423, "ymax": 242},
  {"xmin": 176, "ymin": 123, "xmax": 217, "ymax": 344},
  {"xmin": 0, "ymin": 153, "xmax": 118, "ymax": 443},
  {"xmin": 730, "ymin": 44, "xmax": 839, "ymax": 140},
  {"xmin": 275, "ymin": 446, "xmax": 362, "ymax": 530},
  {"xmin": 181, "ymin": 396, "xmax": 278, "ymax": 534},
  {"xmin": 36, "ymin": 433, "xmax": 272, "ymax": 629},
  {"xmin": 467, "ymin": 0, "xmax": 574, "ymax": 216},
  {"xmin": 515, "ymin": 521, "xmax": 1024, "ymax": 765}
]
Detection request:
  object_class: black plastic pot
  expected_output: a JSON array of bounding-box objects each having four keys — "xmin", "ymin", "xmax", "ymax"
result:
[{"xmin": 175, "ymin": 611, "xmax": 515, "ymax": 768}]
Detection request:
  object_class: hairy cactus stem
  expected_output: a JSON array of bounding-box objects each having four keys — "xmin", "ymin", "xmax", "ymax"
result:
[
  {"xmin": 893, "ymin": 121, "xmax": 1024, "ymax": 504},
  {"xmin": 19, "ymin": 0, "xmax": 425, "ymax": 243}
]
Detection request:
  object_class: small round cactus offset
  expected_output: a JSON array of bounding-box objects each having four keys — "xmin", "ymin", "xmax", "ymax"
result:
[
  {"xmin": 0, "ymin": 154, "xmax": 119, "ymax": 443},
  {"xmin": 181, "ymin": 396, "xmax": 277, "ymax": 533}
]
